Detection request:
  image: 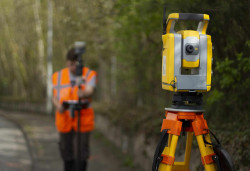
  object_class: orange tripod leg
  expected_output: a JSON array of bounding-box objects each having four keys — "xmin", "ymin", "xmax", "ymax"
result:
[
  {"xmin": 196, "ymin": 134, "xmax": 217, "ymax": 171},
  {"xmin": 159, "ymin": 134, "xmax": 179, "ymax": 171},
  {"xmin": 193, "ymin": 114, "xmax": 217, "ymax": 171},
  {"xmin": 158, "ymin": 111, "xmax": 182, "ymax": 171}
]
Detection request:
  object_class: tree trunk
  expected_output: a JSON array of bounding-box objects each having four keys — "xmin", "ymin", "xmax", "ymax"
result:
[
  {"xmin": 33, "ymin": 0, "xmax": 46, "ymax": 85},
  {"xmin": 46, "ymin": 0, "xmax": 53, "ymax": 114}
]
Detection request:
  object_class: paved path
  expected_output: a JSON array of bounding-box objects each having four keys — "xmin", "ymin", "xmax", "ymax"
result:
[
  {"xmin": 0, "ymin": 116, "xmax": 31, "ymax": 171},
  {"xmin": 0, "ymin": 110, "xmax": 140, "ymax": 171}
]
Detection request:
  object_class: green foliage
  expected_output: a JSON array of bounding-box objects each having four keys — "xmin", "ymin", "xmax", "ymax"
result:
[
  {"xmin": 216, "ymin": 52, "xmax": 250, "ymax": 90},
  {"xmin": 205, "ymin": 42, "xmax": 249, "ymax": 122},
  {"xmin": 114, "ymin": 0, "xmax": 174, "ymax": 107}
]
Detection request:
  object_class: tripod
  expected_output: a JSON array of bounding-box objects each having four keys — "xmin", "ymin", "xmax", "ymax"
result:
[
  {"xmin": 152, "ymin": 93, "xmax": 235, "ymax": 171},
  {"xmin": 63, "ymin": 100, "xmax": 89, "ymax": 171},
  {"xmin": 74, "ymin": 41, "xmax": 86, "ymax": 171}
]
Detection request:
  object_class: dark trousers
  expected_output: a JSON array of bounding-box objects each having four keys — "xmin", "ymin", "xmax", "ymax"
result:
[{"xmin": 59, "ymin": 131, "xmax": 90, "ymax": 171}]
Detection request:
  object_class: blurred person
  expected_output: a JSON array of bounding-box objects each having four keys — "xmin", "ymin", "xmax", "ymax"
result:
[{"xmin": 52, "ymin": 48, "xmax": 97, "ymax": 171}]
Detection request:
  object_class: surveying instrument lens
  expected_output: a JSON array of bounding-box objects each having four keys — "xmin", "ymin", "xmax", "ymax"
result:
[
  {"xmin": 152, "ymin": 12, "xmax": 235, "ymax": 171},
  {"xmin": 186, "ymin": 45, "xmax": 194, "ymax": 53}
]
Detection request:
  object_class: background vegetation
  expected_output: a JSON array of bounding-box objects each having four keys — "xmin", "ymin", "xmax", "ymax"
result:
[{"xmin": 0, "ymin": 0, "xmax": 249, "ymax": 169}]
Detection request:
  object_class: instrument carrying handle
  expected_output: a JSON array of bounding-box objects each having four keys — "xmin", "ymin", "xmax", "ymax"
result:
[
  {"xmin": 164, "ymin": 13, "xmax": 210, "ymax": 34},
  {"xmin": 175, "ymin": 13, "xmax": 208, "ymax": 21}
]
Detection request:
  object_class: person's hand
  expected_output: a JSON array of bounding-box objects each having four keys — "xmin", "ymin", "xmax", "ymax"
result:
[
  {"xmin": 78, "ymin": 85, "xmax": 95, "ymax": 99},
  {"xmin": 78, "ymin": 89, "xmax": 85, "ymax": 99},
  {"xmin": 76, "ymin": 76, "xmax": 86, "ymax": 86},
  {"xmin": 57, "ymin": 103, "xmax": 64, "ymax": 113}
]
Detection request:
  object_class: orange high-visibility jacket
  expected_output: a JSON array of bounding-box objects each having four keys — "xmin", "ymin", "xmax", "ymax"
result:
[{"xmin": 52, "ymin": 67, "xmax": 97, "ymax": 133}]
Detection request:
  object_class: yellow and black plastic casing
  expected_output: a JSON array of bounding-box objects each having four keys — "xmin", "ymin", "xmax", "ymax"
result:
[{"xmin": 162, "ymin": 13, "xmax": 212, "ymax": 92}]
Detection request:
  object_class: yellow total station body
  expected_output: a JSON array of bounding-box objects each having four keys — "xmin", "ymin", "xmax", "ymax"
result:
[{"xmin": 162, "ymin": 13, "xmax": 212, "ymax": 92}]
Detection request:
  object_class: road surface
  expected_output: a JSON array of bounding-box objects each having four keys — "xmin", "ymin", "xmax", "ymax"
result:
[{"xmin": 0, "ymin": 109, "xmax": 141, "ymax": 171}]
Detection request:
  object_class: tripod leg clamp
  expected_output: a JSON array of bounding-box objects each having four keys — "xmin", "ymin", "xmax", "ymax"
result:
[
  {"xmin": 192, "ymin": 116, "xmax": 209, "ymax": 136},
  {"xmin": 161, "ymin": 154, "xmax": 175, "ymax": 165},
  {"xmin": 201, "ymin": 153, "xmax": 216, "ymax": 165}
]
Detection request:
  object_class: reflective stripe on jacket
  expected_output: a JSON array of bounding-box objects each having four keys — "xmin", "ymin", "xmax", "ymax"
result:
[{"xmin": 52, "ymin": 67, "xmax": 97, "ymax": 133}]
